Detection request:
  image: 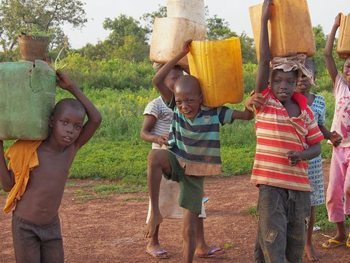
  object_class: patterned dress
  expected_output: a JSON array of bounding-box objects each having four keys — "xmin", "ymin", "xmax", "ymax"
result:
[{"xmin": 308, "ymin": 94, "xmax": 326, "ymax": 206}]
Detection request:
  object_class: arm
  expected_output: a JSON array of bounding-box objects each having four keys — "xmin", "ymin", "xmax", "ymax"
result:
[
  {"xmin": 56, "ymin": 71, "xmax": 102, "ymax": 149},
  {"xmin": 140, "ymin": 115, "xmax": 168, "ymax": 146},
  {"xmin": 0, "ymin": 141, "xmax": 14, "ymax": 192},
  {"xmin": 287, "ymin": 143, "xmax": 321, "ymax": 166},
  {"xmin": 324, "ymin": 13, "xmax": 341, "ymax": 83},
  {"xmin": 232, "ymin": 108, "xmax": 254, "ymax": 120},
  {"xmin": 255, "ymin": 0, "xmax": 272, "ymax": 93},
  {"xmin": 152, "ymin": 40, "xmax": 191, "ymax": 103},
  {"xmin": 319, "ymin": 125, "xmax": 342, "ymax": 147}
]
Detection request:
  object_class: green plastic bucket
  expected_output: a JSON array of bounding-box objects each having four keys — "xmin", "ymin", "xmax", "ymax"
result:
[{"xmin": 0, "ymin": 60, "xmax": 56, "ymax": 140}]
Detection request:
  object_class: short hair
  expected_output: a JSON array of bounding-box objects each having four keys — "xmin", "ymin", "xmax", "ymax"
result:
[
  {"xmin": 52, "ymin": 98, "xmax": 86, "ymax": 118},
  {"xmin": 174, "ymin": 75, "xmax": 202, "ymax": 96}
]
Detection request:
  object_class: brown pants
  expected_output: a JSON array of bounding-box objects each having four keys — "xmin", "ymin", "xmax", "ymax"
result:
[{"xmin": 12, "ymin": 214, "xmax": 64, "ymax": 263}]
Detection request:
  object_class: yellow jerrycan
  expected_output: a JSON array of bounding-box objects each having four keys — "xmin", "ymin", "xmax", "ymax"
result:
[
  {"xmin": 188, "ymin": 37, "xmax": 244, "ymax": 108},
  {"xmin": 249, "ymin": 0, "xmax": 315, "ymax": 59},
  {"xmin": 337, "ymin": 13, "xmax": 350, "ymax": 59}
]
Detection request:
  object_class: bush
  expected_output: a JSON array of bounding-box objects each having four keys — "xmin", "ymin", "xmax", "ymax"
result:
[{"xmin": 61, "ymin": 53, "xmax": 154, "ymax": 91}]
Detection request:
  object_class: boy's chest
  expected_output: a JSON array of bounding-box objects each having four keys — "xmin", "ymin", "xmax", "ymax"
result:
[{"xmin": 33, "ymin": 149, "xmax": 74, "ymax": 178}]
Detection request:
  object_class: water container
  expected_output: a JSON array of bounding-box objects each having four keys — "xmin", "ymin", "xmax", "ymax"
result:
[
  {"xmin": 337, "ymin": 13, "xmax": 350, "ymax": 59},
  {"xmin": 249, "ymin": 0, "xmax": 315, "ymax": 59},
  {"xmin": 166, "ymin": 0, "xmax": 206, "ymax": 26},
  {"xmin": 188, "ymin": 37, "xmax": 244, "ymax": 107},
  {"xmin": 0, "ymin": 60, "xmax": 56, "ymax": 140},
  {"xmin": 150, "ymin": 17, "xmax": 206, "ymax": 66}
]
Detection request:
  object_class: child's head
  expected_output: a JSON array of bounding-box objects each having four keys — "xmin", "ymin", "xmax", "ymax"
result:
[
  {"xmin": 174, "ymin": 75, "xmax": 203, "ymax": 119},
  {"xmin": 49, "ymin": 98, "xmax": 86, "ymax": 146},
  {"xmin": 164, "ymin": 65, "xmax": 184, "ymax": 91},
  {"xmin": 296, "ymin": 58, "xmax": 316, "ymax": 94},
  {"xmin": 343, "ymin": 57, "xmax": 350, "ymax": 83},
  {"xmin": 270, "ymin": 69, "xmax": 299, "ymax": 104}
]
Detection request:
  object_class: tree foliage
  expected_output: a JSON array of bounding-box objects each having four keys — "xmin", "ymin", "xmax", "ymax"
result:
[
  {"xmin": 0, "ymin": 0, "xmax": 87, "ymax": 52},
  {"xmin": 79, "ymin": 15, "xmax": 149, "ymax": 62}
]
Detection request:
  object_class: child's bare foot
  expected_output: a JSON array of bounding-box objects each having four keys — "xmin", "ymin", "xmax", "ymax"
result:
[
  {"xmin": 145, "ymin": 213, "xmax": 163, "ymax": 238},
  {"xmin": 305, "ymin": 243, "xmax": 320, "ymax": 262}
]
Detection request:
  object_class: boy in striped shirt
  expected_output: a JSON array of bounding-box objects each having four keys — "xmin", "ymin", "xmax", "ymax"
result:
[
  {"xmin": 248, "ymin": 1, "xmax": 324, "ymax": 262},
  {"xmin": 145, "ymin": 40, "xmax": 254, "ymax": 262}
]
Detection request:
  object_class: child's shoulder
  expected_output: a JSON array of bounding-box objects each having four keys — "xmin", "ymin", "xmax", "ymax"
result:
[{"xmin": 9, "ymin": 140, "xmax": 42, "ymax": 150}]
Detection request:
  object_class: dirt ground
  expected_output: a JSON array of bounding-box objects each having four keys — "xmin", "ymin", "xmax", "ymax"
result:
[{"xmin": 1, "ymin": 160, "xmax": 350, "ymax": 263}]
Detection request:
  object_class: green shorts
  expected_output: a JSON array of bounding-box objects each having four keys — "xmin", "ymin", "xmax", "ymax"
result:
[{"xmin": 163, "ymin": 150, "xmax": 204, "ymax": 214}]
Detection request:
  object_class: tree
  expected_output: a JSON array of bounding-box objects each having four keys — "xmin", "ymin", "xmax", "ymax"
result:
[
  {"xmin": 80, "ymin": 15, "xmax": 149, "ymax": 62},
  {"xmin": 0, "ymin": 0, "xmax": 87, "ymax": 52}
]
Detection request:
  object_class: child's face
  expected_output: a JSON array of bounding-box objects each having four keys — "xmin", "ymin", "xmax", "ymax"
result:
[
  {"xmin": 165, "ymin": 68, "xmax": 183, "ymax": 92},
  {"xmin": 174, "ymin": 84, "xmax": 202, "ymax": 120},
  {"xmin": 296, "ymin": 73, "xmax": 313, "ymax": 94},
  {"xmin": 271, "ymin": 70, "xmax": 298, "ymax": 103},
  {"xmin": 343, "ymin": 58, "xmax": 350, "ymax": 83},
  {"xmin": 50, "ymin": 106, "xmax": 85, "ymax": 146}
]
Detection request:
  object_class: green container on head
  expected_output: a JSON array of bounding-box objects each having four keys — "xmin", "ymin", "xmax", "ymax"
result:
[{"xmin": 0, "ymin": 60, "xmax": 56, "ymax": 140}]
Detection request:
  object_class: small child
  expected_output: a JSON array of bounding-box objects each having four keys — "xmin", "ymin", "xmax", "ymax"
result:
[
  {"xmin": 248, "ymin": 1, "xmax": 324, "ymax": 262},
  {"xmin": 322, "ymin": 13, "xmax": 350, "ymax": 249},
  {"xmin": 296, "ymin": 58, "xmax": 342, "ymax": 260},
  {"xmin": 141, "ymin": 63, "xmax": 223, "ymax": 259},
  {"xmin": 145, "ymin": 41, "xmax": 254, "ymax": 262},
  {"xmin": 0, "ymin": 71, "xmax": 102, "ymax": 263}
]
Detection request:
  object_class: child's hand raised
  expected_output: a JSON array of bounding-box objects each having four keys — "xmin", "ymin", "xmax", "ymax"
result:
[
  {"xmin": 56, "ymin": 71, "xmax": 76, "ymax": 92},
  {"xmin": 182, "ymin": 39, "xmax": 192, "ymax": 55},
  {"xmin": 262, "ymin": 0, "xmax": 273, "ymax": 21},
  {"xmin": 334, "ymin": 13, "xmax": 342, "ymax": 28},
  {"xmin": 330, "ymin": 131, "xmax": 342, "ymax": 147}
]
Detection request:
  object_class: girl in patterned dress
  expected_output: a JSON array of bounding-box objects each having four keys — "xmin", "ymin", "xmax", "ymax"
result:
[{"xmin": 296, "ymin": 58, "xmax": 342, "ymax": 261}]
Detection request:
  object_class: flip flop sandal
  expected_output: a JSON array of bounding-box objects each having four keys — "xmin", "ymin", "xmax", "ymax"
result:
[
  {"xmin": 146, "ymin": 248, "xmax": 169, "ymax": 259},
  {"xmin": 196, "ymin": 247, "xmax": 225, "ymax": 258},
  {"xmin": 322, "ymin": 238, "xmax": 345, "ymax": 249},
  {"xmin": 346, "ymin": 234, "xmax": 350, "ymax": 248}
]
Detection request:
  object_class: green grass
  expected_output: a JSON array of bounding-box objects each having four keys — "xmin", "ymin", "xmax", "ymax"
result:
[{"xmin": 93, "ymin": 183, "xmax": 147, "ymax": 195}]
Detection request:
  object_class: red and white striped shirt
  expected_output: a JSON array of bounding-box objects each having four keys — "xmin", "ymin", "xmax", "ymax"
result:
[{"xmin": 251, "ymin": 88, "xmax": 324, "ymax": 192}]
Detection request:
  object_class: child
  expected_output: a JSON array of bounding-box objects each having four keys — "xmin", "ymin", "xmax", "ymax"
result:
[
  {"xmin": 145, "ymin": 41, "xmax": 254, "ymax": 262},
  {"xmin": 322, "ymin": 13, "xmax": 350, "ymax": 249},
  {"xmin": 141, "ymin": 63, "xmax": 223, "ymax": 259},
  {"xmin": 0, "ymin": 71, "xmax": 102, "ymax": 263},
  {"xmin": 296, "ymin": 58, "xmax": 342, "ymax": 260},
  {"xmin": 248, "ymin": 1, "xmax": 324, "ymax": 262}
]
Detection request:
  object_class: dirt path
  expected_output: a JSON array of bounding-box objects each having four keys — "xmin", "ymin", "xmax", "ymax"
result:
[{"xmin": 1, "ymin": 161, "xmax": 350, "ymax": 262}]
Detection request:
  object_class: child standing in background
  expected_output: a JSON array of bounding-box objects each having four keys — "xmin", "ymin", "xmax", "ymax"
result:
[
  {"xmin": 296, "ymin": 58, "xmax": 342, "ymax": 260},
  {"xmin": 248, "ymin": 1, "xmax": 324, "ymax": 262},
  {"xmin": 322, "ymin": 13, "xmax": 350, "ymax": 249}
]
